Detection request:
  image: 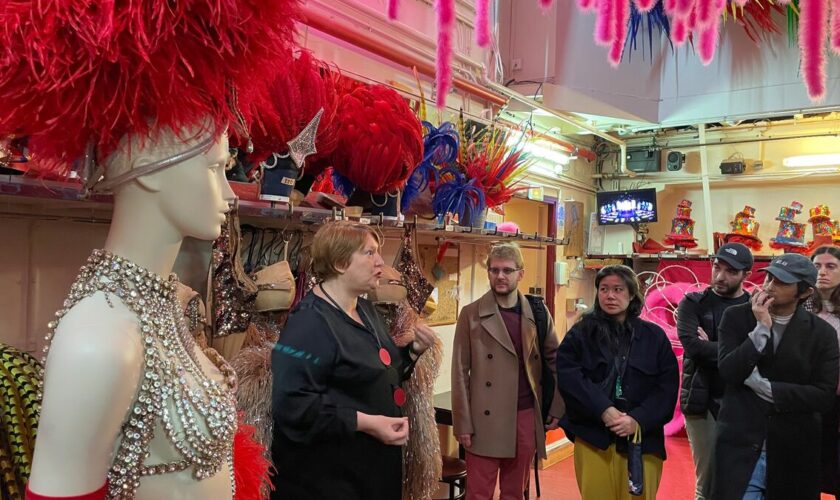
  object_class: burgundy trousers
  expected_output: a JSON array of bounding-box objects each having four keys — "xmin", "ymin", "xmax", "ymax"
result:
[{"xmin": 465, "ymin": 408, "xmax": 537, "ymax": 500}]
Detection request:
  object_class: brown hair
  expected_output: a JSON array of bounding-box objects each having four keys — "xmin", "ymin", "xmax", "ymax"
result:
[
  {"xmin": 311, "ymin": 221, "xmax": 380, "ymax": 281},
  {"xmin": 486, "ymin": 242, "xmax": 525, "ymax": 270},
  {"xmin": 808, "ymin": 245, "xmax": 840, "ymax": 316}
]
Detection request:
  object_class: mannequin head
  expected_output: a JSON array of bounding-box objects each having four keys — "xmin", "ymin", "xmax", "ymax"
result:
[{"xmin": 104, "ymin": 124, "xmax": 236, "ymax": 241}]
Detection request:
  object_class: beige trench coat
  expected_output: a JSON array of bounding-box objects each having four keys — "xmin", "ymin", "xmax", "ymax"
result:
[{"xmin": 451, "ymin": 290, "xmax": 565, "ymax": 459}]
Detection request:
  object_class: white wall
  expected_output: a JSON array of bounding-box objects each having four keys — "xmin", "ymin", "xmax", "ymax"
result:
[
  {"xmin": 499, "ymin": 2, "xmax": 840, "ymax": 125},
  {"xmin": 626, "ymin": 119, "xmax": 840, "ymax": 251},
  {"xmin": 500, "ymin": 0, "xmax": 663, "ymax": 122},
  {"xmin": 302, "ymin": 0, "xmax": 494, "ymax": 124},
  {"xmin": 659, "ymin": 22, "xmax": 840, "ymax": 126}
]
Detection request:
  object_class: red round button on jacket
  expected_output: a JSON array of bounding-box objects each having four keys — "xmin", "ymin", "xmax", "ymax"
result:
[
  {"xmin": 393, "ymin": 387, "xmax": 407, "ymax": 407},
  {"xmin": 379, "ymin": 348, "xmax": 392, "ymax": 366}
]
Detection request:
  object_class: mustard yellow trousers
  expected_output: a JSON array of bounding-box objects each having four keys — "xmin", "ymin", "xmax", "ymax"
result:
[{"xmin": 573, "ymin": 439, "xmax": 663, "ymax": 500}]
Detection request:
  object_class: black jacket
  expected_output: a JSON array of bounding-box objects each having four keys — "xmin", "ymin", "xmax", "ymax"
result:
[
  {"xmin": 677, "ymin": 288, "xmax": 749, "ymax": 415},
  {"xmin": 556, "ymin": 315, "xmax": 679, "ymax": 459},
  {"xmin": 271, "ymin": 293, "xmax": 416, "ymax": 500},
  {"xmin": 714, "ymin": 303, "xmax": 839, "ymax": 500}
]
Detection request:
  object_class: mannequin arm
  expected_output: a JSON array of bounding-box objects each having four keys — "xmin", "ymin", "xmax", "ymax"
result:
[{"xmin": 28, "ymin": 294, "xmax": 143, "ymax": 496}]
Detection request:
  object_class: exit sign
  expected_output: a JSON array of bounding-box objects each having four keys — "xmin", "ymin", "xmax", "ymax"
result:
[{"xmin": 528, "ymin": 186, "xmax": 544, "ymax": 201}]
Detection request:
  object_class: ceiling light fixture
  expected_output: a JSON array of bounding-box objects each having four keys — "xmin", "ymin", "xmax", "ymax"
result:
[
  {"xmin": 506, "ymin": 137, "xmax": 571, "ymax": 165},
  {"xmin": 782, "ymin": 153, "xmax": 840, "ymax": 168}
]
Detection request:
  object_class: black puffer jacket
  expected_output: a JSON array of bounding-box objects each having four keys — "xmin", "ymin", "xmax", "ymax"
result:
[{"xmin": 676, "ymin": 288, "xmax": 749, "ymax": 415}]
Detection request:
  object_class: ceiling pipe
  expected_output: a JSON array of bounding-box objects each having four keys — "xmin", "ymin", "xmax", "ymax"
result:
[
  {"xmin": 302, "ymin": 7, "xmax": 508, "ymax": 106},
  {"xmin": 481, "ymin": 80, "xmax": 627, "ymax": 173},
  {"xmin": 497, "ymin": 118, "xmax": 597, "ymax": 161},
  {"xmin": 301, "ymin": 6, "xmax": 615, "ymax": 171}
]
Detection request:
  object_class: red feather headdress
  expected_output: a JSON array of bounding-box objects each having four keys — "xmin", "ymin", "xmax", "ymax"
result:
[
  {"xmin": 250, "ymin": 51, "xmax": 340, "ymax": 175},
  {"xmin": 331, "ymin": 84, "xmax": 422, "ymax": 195},
  {"xmin": 0, "ymin": 0, "xmax": 302, "ymax": 172}
]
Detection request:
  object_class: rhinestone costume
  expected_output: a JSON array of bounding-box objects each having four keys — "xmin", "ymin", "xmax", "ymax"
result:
[{"xmin": 41, "ymin": 250, "xmax": 238, "ymax": 498}]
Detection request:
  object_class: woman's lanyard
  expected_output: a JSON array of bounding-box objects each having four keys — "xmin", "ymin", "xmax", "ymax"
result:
[
  {"xmin": 613, "ymin": 330, "xmax": 634, "ymax": 400},
  {"xmin": 319, "ymin": 283, "xmax": 406, "ymax": 407},
  {"xmin": 319, "ymin": 283, "xmax": 392, "ymax": 366}
]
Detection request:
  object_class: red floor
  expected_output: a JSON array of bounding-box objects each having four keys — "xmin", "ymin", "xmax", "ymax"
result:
[
  {"xmin": 516, "ymin": 436, "xmax": 836, "ymax": 499},
  {"xmin": 518, "ymin": 436, "xmax": 694, "ymax": 499}
]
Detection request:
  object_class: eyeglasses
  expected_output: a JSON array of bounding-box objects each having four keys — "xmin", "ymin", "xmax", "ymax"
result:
[{"xmin": 488, "ymin": 267, "xmax": 521, "ymax": 276}]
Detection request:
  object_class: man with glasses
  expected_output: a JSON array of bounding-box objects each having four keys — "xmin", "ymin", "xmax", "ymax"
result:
[{"xmin": 452, "ymin": 243, "xmax": 564, "ymax": 500}]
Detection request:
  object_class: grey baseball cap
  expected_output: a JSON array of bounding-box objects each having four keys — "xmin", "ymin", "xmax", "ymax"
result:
[
  {"xmin": 761, "ymin": 253, "xmax": 817, "ymax": 287},
  {"xmin": 714, "ymin": 243, "xmax": 754, "ymax": 270}
]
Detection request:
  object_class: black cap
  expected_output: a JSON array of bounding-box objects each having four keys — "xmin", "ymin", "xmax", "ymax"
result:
[
  {"xmin": 761, "ymin": 253, "xmax": 817, "ymax": 287},
  {"xmin": 714, "ymin": 243, "xmax": 754, "ymax": 271}
]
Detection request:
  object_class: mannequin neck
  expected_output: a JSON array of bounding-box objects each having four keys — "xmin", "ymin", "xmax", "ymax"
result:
[{"xmin": 105, "ymin": 190, "xmax": 184, "ymax": 278}]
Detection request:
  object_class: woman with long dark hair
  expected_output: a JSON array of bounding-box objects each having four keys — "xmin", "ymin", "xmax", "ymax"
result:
[
  {"xmin": 809, "ymin": 245, "xmax": 840, "ymax": 496},
  {"xmin": 556, "ymin": 265, "xmax": 679, "ymax": 500}
]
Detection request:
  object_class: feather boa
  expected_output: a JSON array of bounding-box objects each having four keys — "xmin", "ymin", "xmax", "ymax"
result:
[
  {"xmin": 609, "ymin": 0, "xmax": 632, "ymax": 65},
  {"xmin": 402, "ymin": 338, "xmax": 444, "ymax": 499},
  {"xmin": 0, "ymin": 0, "xmax": 301, "ymax": 171},
  {"xmin": 672, "ymin": 15, "xmax": 690, "ymax": 45},
  {"xmin": 698, "ymin": 15, "xmax": 720, "ymax": 65},
  {"xmin": 634, "ymin": 0, "xmax": 657, "ymax": 12},
  {"xmin": 833, "ymin": 0, "xmax": 840, "ymax": 54},
  {"xmin": 595, "ymin": 0, "xmax": 618, "ymax": 46},
  {"xmin": 800, "ymin": 0, "xmax": 830, "ymax": 100},
  {"xmin": 476, "ymin": 0, "xmax": 492, "ymax": 47},
  {"xmin": 234, "ymin": 419, "xmax": 273, "ymax": 500},
  {"xmin": 676, "ymin": 0, "xmax": 696, "ymax": 17},
  {"xmin": 231, "ymin": 346, "xmax": 276, "ymax": 456},
  {"xmin": 435, "ymin": 0, "xmax": 456, "ymax": 108}
]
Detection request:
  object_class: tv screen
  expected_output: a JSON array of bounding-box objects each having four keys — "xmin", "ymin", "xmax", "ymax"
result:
[{"xmin": 596, "ymin": 188, "xmax": 658, "ymax": 225}]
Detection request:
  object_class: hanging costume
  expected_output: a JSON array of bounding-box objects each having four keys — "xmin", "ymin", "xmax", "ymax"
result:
[
  {"xmin": 0, "ymin": 0, "xmax": 302, "ymax": 497},
  {"xmin": 0, "ymin": 344, "xmax": 42, "ymax": 500},
  {"xmin": 40, "ymin": 251, "xmax": 240, "ymax": 497}
]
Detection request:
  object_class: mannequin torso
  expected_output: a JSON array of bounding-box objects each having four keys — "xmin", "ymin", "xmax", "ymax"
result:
[{"xmin": 28, "ymin": 129, "xmax": 237, "ymax": 499}]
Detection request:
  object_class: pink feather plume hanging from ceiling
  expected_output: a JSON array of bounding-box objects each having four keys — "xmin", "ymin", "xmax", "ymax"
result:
[
  {"xmin": 800, "ymin": 0, "xmax": 830, "ymax": 100},
  {"xmin": 476, "ymin": 0, "xmax": 491, "ymax": 47},
  {"xmin": 435, "ymin": 0, "xmax": 455, "ymax": 108}
]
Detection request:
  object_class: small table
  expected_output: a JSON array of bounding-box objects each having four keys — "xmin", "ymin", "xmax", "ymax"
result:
[
  {"xmin": 434, "ymin": 391, "xmax": 454, "ymax": 426},
  {"xmin": 434, "ymin": 391, "xmax": 465, "ymax": 459}
]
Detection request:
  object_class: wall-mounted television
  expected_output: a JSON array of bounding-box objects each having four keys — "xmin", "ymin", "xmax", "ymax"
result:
[{"xmin": 596, "ymin": 188, "xmax": 658, "ymax": 225}]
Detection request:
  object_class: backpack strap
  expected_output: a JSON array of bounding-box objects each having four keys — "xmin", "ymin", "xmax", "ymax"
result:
[
  {"xmin": 525, "ymin": 294, "xmax": 548, "ymax": 350},
  {"xmin": 525, "ymin": 293, "xmax": 555, "ymax": 422}
]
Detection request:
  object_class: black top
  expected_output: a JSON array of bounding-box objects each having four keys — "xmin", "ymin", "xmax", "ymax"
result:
[
  {"xmin": 677, "ymin": 289, "xmax": 750, "ymax": 412},
  {"xmin": 271, "ymin": 292, "xmax": 416, "ymax": 500},
  {"xmin": 713, "ymin": 303, "xmax": 839, "ymax": 500},
  {"xmin": 556, "ymin": 315, "xmax": 679, "ymax": 459}
]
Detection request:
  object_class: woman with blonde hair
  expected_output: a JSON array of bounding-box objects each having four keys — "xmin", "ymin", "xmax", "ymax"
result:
[{"xmin": 271, "ymin": 221, "xmax": 436, "ymax": 499}]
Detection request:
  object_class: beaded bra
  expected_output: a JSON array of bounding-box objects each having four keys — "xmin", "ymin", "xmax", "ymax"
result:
[{"xmin": 41, "ymin": 250, "xmax": 238, "ymax": 498}]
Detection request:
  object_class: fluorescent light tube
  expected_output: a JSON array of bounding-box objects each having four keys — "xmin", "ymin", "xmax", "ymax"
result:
[{"xmin": 783, "ymin": 153, "xmax": 840, "ymax": 168}]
